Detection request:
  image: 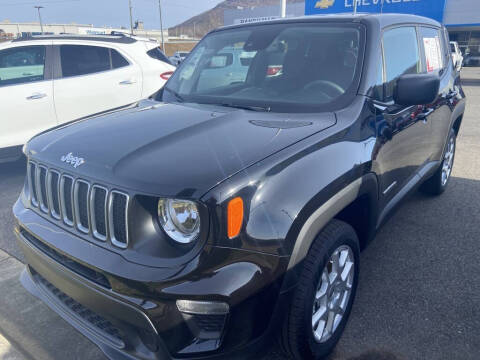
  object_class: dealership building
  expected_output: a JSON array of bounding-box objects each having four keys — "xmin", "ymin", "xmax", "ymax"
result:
[{"xmin": 224, "ymin": 0, "xmax": 480, "ymax": 57}]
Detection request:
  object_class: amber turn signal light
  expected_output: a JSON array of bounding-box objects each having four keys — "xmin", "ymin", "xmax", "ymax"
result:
[{"xmin": 227, "ymin": 197, "xmax": 243, "ymax": 239}]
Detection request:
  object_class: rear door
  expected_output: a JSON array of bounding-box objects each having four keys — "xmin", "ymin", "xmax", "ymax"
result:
[
  {"xmin": 373, "ymin": 26, "xmax": 433, "ymax": 207},
  {"xmin": 143, "ymin": 44, "xmax": 176, "ymax": 96},
  {"xmin": 53, "ymin": 43, "xmax": 142, "ymax": 123},
  {"xmin": 419, "ymin": 26, "xmax": 455, "ymax": 161},
  {"xmin": 0, "ymin": 43, "xmax": 57, "ymax": 149}
]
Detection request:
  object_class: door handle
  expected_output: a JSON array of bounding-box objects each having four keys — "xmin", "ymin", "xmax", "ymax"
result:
[
  {"xmin": 119, "ymin": 79, "xmax": 137, "ymax": 85},
  {"xmin": 26, "ymin": 93, "xmax": 47, "ymax": 100}
]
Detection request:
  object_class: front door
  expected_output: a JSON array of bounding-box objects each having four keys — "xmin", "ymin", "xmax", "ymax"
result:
[
  {"xmin": 372, "ymin": 26, "xmax": 434, "ymax": 208},
  {"xmin": 0, "ymin": 44, "xmax": 57, "ymax": 149}
]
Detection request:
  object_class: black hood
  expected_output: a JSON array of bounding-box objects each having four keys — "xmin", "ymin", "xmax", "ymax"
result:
[{"xmin": 27, "ymin": 101, "xmax": 336, "ymax": 198}]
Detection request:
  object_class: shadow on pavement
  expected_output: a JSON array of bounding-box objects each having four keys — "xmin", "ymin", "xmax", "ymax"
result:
[
  {"xmin": 0, "ymin": 157, "xmax": 26, "ymax": 179},
  {"xmin": 0, "ymin": 254, "xmax": 106, "ymax": 360},
  {"xmin": 346, "ymin": 349, "xmax": 404, "ymax": 360},
  {"xmin": 0, "ymin": 157, "xmax": 27, "ymax": 262}
]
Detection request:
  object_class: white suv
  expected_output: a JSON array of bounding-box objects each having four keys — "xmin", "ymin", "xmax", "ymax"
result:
[
  {"xmin": 169, "ymin": 51, "xmax": 189, "ymax": 66},
  {"xmin": 0, "ymin": 34, "xmax": 175, "ymax": 161},
  {"xmin": 450, "ymin": 41, "xmax": 463, "ymax": 72}
]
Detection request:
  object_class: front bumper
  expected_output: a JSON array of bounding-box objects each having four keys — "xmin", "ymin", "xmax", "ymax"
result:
[{"xmin": 13, "ymin": 200, "xmax": 290, "ymax": 359}]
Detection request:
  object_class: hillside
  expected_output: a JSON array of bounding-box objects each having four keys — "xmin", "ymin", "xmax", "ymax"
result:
[{"xmin": 168, "ymin": 0, "xmax": 304, "ymax": 38}]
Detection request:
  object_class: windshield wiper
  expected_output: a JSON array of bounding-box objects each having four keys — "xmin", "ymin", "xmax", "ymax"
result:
[
  {"xmin": 219, "ymin": 103, "xmax": 271, "ymax": 112},
  {"xmin": 164, "ymin": 87, "xmax": 185, "ymax": 103}
]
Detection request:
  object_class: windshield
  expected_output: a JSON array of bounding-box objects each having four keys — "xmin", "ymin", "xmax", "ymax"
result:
[{"xmin": 162, "ymin": 22, "xmax": 364, "ymax": 113}]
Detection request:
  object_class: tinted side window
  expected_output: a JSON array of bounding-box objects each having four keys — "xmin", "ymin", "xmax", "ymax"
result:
[
  {"xmin": 419, "ymin": 27, "xmax": 446, "ymax": 74},
  {"xmin": 383, "ymin": 27, "xmax": 420, "ymax": 98},
  {"xmin": 0, "ymin": 45, "xmax": 45, "ymax": 86},
  {"xmin": 111, "ymin": 49, "xmax": 129, "ymax": 69},
  {"xmin": 60, "ymin": 45, "xmax": 110, "ymax": 77},
  {"xmin": 147, "ymin": 47, "xmax": 171, "ymax": 64}
]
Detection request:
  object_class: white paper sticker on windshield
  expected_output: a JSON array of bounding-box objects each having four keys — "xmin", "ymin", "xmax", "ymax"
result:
[{"xmin": 423, "ymin": 37, "xmax": 442, "ymax": 72}]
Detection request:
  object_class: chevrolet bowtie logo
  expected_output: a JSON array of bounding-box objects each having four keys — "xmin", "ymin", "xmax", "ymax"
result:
[{"xmin": 315, "ymin": 0, "xmax": 335, "ymax": 9}]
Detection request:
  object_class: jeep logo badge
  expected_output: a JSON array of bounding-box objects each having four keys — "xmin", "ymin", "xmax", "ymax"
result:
[{"xmin": 60, "ymin": 152, "xmax": 85, "ymax": 168}]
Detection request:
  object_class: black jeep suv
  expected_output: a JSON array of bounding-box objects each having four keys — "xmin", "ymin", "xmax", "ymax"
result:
[{"xmin": 14, "ymin": 14, "xmax": 465, "ymax": 360}]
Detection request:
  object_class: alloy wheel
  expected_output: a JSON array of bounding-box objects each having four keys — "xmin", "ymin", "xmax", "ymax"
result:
[
  {"xmin": 442, "ymin": 136, "xmax": 455, "ymax": 186},
  {"xmin": 312, "ymin": 245, "xmax": 355, "ymax": 343}
]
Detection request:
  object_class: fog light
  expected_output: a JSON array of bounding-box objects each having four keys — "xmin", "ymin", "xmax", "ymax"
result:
[
  {"xmin": 176, "ymin": 300, "xmax": 229, "ymax": 315},
  {"xmin": 177, "ymin": 300, "xmax": 229, "ymax": 342}
]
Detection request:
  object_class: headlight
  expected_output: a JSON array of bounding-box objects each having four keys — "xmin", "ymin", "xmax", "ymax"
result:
[{"xmin": 157, "ymin": 199, "xmax": 200, "ymax": 244}]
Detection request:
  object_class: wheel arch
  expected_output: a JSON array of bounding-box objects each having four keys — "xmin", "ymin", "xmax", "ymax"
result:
[
  {"xmin": 281, "ymin": 172, "xmax": 378, "ymax": 292},
  {"xmin": 452, "ymin": 113, "xmax": 463, "ymax": 136},
  {"xmin": 450, "ymin": 97, "xmax": 466, "ymax": 137}
]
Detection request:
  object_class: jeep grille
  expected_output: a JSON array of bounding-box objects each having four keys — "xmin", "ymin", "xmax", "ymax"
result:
[{"xmin": 27, "ymin": 161, "xmax": 129, "ymax": 249}]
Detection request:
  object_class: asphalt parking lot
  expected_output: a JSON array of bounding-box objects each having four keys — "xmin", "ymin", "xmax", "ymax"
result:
[{"xmin": 0, "ymin": 68, "xmax": 479, "ymax": 360}]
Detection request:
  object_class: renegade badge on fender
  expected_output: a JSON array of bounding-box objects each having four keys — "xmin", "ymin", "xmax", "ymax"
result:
[{"xmin": 14, "ymin": 14, "xmax": 465, "ymax": 360}]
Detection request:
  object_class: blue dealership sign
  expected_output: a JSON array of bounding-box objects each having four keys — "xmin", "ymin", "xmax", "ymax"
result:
[{"xmin": 305, "ymin": 0, "xmax": 447, "ymax": 23}]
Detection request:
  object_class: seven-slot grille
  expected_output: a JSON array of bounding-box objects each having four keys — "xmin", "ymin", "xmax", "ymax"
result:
[{"xmin": 27, "ymin": 161, "xmax": 129, "ymax": 249}]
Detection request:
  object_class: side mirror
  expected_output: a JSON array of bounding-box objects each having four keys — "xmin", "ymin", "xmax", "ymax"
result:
[{"xmin": 394, "ymin": 74, "xmax": 440, "ymax": 106}]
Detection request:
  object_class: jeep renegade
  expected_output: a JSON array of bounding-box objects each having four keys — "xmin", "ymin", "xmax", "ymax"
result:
[{"xmin": 14, "ymin": 14, "xmax": 465, "ymax": 360}]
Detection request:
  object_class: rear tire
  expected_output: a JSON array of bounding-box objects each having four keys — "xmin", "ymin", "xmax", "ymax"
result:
[
  {"xmin": 281, "ymin": 219, "xmax": 360, "ymax": 359},
  {"xmin": 420, "ymin": 128, "xmax": 456, "ymax": 196}
]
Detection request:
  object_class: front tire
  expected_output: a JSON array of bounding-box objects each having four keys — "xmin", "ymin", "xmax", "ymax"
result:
[
  {"xmin": 281, "ymin": 220, "xmax": 360, "ymax": 359},
  {"xmin": 420, "ymin": 128, "xmax": 456, "ymax": 196}
]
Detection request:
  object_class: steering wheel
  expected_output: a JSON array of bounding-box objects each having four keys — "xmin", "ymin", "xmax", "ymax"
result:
[{"xmin": 303, "ymin": 80, "xmax": 345, "ymax": 98}]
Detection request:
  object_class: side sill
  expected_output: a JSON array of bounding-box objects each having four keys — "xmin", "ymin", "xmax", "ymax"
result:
[{"xmin": 376, "ymin": 160, "xmax": 440, "ymax": 228}]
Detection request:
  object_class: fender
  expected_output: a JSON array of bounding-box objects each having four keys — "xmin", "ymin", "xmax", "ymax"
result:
[
  {"xmin": 288, "ymin": 177, "xmax": 362, "ymax": 270},
  {"xmin": 281, "ymin": 172, "xmax": 378, "ymax": 291},
  {"xmin": 450, "ymin": 98, "xmax": 466, "ymax": 132},
  {"xmin": 200, "ymin": 96, "xmax": 378, "ymax": 258},
  {"xmin": 430, "ymin": 97, "xmax": 466, "ymax": 162}
]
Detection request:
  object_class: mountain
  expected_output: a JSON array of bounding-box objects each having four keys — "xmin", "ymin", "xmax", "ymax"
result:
[{"xmin": 168, "ymin": 0, "xmax": 305, "ymax": 39}]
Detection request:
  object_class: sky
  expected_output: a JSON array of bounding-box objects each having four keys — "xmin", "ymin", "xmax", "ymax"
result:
[{"xmin": 0, "ymin": 0, "xmax": 224, "ymax": 29}]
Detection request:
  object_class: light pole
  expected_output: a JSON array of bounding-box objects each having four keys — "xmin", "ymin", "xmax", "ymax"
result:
[
  {"xmin": 280, "ymin": 0, "xmax": 286, "ymax": 18},
  {"xmin": 128, "ymin": 0, "xmax": 134, "ymax": 35},
  {"xmin": 158, "ymin": 0, "xmax": 165, "ymax": 50},
  {"xmin": 34, "ymin": 6, "xmax": 44, "ymax": 34}
]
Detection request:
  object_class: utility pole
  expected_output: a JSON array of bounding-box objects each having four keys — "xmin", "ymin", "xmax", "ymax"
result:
[
  {"xmin": 353, "ymin": 0, "xmax": 358, "ymax": 15},
  {"xmin": 158, "ymin": 0, "xmax": 165, "ymax": 50},
  {"xmin": 193, "ymin": 22, "xmax": 196, "ymax": 40},
  {"xmin": 128, "ymin": 0, "xmax": 134, "ymax": 35},
  {"xmin": 280, "ymin": 0, "xmax": 286, "ymax": 18},
  {"xmin": 34, "ymin": 6, "xmax": 44, "ymax": 34}
]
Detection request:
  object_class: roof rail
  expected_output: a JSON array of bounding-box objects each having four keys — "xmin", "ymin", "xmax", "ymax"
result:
[{"xmin": 12, "ymin": 33, "xmax": 137, "ymax": 44}]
